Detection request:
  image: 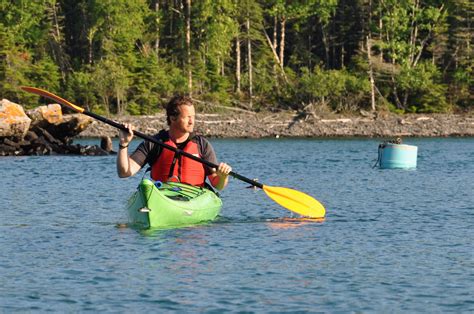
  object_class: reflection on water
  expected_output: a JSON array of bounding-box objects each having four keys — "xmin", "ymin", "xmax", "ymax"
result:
[
  {"xmin": 265, "ymin": 217, "xmax": 325, "ymax": 229},
  {"xmin": 133, "ymin": 216, "xmax": 326, "ymax": 236}
]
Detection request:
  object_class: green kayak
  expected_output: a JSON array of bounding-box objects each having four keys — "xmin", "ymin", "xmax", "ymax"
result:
[{"xmin": 126, "ymin": 179, "xmax": 222, "ymax": 229}]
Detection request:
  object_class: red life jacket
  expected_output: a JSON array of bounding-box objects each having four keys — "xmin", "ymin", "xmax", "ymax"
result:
[{"xmin": 150, "ymin": 138, "xmax": 206, "ymax": 186}]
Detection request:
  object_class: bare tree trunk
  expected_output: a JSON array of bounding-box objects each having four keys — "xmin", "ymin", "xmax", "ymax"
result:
[
  {"xmin": 117, "ymin": 90, "xmax": 121, "ymax": 115},
  {"xmin": 367, "ymin": 37, "xmax": 376, "ymax": 111},
  {"xmin": 408, "ymin": 0, "xmax": 420, "ymax": 65},
  {"xmin": 52, "ymin": 4, "xmax": 61, "ymax": 43},
  {"xmin": 88, "ymin": 29, "xmax": 95, "ymax": 65},
  {"xmin": 186, "ymin": 0, "xmax": 192, "ymax": 96},
  {"xmin": 273, "ymin": 16, "xmax": 278, "ymax": 51},
  {"xmin": 154, "ymin": 0, "xmax": 160, "ymax": 56},
  {"xmin": 103, "ymin": 96, "xmax": 110, "ymax": 116},
  {"xmin": 379, "ymin": 18, "xmax": 383, "ymax": 62},
  {"xmin": 331, "ymin": 20, "xmax": 336, "ymax": 68},
  {"xmin": 321, "ymin": 25, "xmax": 330, "ymax": 67},
  {"xmin": 341, "ymin": 45, "xmax": 345, "ymax": 68},
  {"xmin": 169, "ymin": 1, "xmax": 174, "ymax": 37},
  {"xmin": 365, "ymin": 1, "xmax": 376, "ymax": 111},
  {"xmin": 308, "ymin": 25, "xmax": 313, "ymax": 69},
  {"xmin": 246, "ymin": 18, "xmax": 253, "ymax": 108},
  {"xmin": 273, "ymin": 15, "xmax": 278, "ymax": 73},
  {"xmin": 402, "ymin": 91, "xmax": 409, "ymax": 109},
  {"xmin": 49, "ymin": 1, "xmax": 68, "ymax": 81},
  {"xmin": 279, "ymin": 16, "xmax": 286, "ymax": 68},
  {"xmin": 221, "ymin": 57, "xmax": 225, "ymax": 76},
  {"xmin": 263, "ymin": 28, "xmax": 288, "ymax": 82},
  {"xmin": 391, "ymin": 74, "xmax": 403, "ymax": 109},
  {"xmin": 236, "ymin": 36, "xmax": 241, "ymax": 94}
]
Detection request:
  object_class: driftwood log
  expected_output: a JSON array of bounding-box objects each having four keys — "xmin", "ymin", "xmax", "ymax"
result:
[{"xmin": 0, "ymin": 99, "xmax": 112, "ymax": 156}]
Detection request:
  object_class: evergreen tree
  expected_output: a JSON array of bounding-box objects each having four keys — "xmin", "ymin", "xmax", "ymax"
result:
[{"xmin": 0, "ymin": 0, "xmax": 471, "ymax": 113}]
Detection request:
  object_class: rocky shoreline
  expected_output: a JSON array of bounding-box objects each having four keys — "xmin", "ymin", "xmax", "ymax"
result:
[
  {"xmin": 0, "ymin": 99, "xmax": 474, "ymax": 156},
  {"xmin": 78, "ymin": 111, "xmax": 474, "ymax": 139},
  {"xmin": 2, "ymin": 95, "xmax": 473, "ymax": 157}
]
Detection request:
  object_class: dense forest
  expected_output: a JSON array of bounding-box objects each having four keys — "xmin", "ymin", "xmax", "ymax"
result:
[{"xmin": 0, "ymin": 0, "xmax": 472, "ymax": 115}]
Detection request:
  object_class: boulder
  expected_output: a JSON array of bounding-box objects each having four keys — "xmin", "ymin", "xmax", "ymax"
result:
[
  {"xmin": 42, "ymin": 113, "xmax": 93, "ymax": 142},
  {"xmin": 0, "ymin": 99, "xmax": 32, "ymax": 140},
  {"xmin": 0, "ymin": 99, "xmax": 112, "ymax": 156},
  {"xmin": 100, "ymin": 136, "xmax": 116, "ymax": 154},
  {"xmin": 27, "ymin": 104, "xmax": 63, "ymax": 128}
]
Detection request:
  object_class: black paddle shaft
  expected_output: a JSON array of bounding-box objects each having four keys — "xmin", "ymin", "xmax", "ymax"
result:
[{"xmin": 86, "ymin": 111, "xmax": 264, "ymax": 189}]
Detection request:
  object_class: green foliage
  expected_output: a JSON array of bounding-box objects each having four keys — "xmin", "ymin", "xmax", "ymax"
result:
[
  {"xmin": 0, "ymin": 46, "xmax": 35, "ymax": 105},
  {"xmin": 0, "ymin": 1, "xmax": 60, "ymax": 106},
  {"xmin": 129, "ymin": 54, "xmax": 181, "ymax": 115},
  {"xmin": 90, "ymin": 0, "xmax": 147, "ymax": 58},
  {"xmin": 29, "ymin": 56, "xmax": 61, "ymax": 93},
  {"xmin": 396, "ymin": 61, "xmax": 449, "ymax": 113},
  {"xmin": 449, "ymin": 66, "xmax": 472, "ymax": 109},
  {"xmin": 65, "ymin": 68, "xmax": 98, "ymax": 112},
  {"xmin": 0, "ymin": 0, "xmax": 470, "ymax": 114},
  {"xmin": 295, "ymin": 66, "xmax": 369, "ymax": 111},
  {"xmin": 0, "ymin": 1, "xmax": 51, "ymax": 47},
  {"xmin": 91, "ymin": 56, "xmax": 131, "ymax": 115}
]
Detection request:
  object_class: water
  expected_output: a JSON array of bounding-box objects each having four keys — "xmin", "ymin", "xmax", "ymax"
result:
[{"xmin": 1, "ymin": 137, "xmax": 473, "ymax": 312}]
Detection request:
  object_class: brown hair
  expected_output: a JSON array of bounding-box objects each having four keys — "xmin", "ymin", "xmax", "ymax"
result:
[{"xmin": 165, "ymin": 95, "xmax": 193, "ymax": 125}]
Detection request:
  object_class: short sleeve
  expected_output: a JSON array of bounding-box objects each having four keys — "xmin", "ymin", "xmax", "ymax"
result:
[
  {"xmin": 197, "ymin": 136, "xmax": 218, "ymax": 175},
  {"xmin": 130, "ymin": 140, "xmax": 152, "ymax": 168}
]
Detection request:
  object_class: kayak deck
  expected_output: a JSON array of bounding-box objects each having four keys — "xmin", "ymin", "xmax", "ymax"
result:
[{"xmin": 126, "ymin": 179, "xmax": 222, "ymax": 229}]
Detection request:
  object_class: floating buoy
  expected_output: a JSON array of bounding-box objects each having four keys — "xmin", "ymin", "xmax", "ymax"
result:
[{"xmin": 375, "ymin": 139, "xmax": 418, "ymax": 169}]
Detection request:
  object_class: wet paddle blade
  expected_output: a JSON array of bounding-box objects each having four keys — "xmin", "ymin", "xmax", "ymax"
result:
[{"xmin": 263, "ymin": 185, "xmax": 326, "ymax": 218}]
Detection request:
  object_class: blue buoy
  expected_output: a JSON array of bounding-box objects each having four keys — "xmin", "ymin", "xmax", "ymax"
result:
[{"xmin": 376, "ymin": 142, "xmax": 418, "ymax": 169}]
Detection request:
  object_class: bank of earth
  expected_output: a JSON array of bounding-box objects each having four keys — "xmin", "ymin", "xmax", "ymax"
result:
[{"xmin": 78, "ymin": 111, "xmax": 474, "ymax": 139}]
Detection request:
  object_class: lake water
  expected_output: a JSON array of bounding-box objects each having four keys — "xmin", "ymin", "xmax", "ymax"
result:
[{"xmin": 1, "ymin": 137, "xmax": 473, "ymax": 312}]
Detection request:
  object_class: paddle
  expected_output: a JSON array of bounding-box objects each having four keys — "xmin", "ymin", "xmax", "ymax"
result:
[{"xmin": 21, "ymin": 86, "xmax": 326, "ymax": 218}]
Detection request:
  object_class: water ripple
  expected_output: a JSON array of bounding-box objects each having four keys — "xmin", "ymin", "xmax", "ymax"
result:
[{"xmin": 0, "ymin": 138, "xmax": 473, "ymax": 312}]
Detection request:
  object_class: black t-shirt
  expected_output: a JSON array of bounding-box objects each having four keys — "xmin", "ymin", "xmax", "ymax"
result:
[{"xmin": 129, "ymin": 130, "xmax": 218, "ymax": 176}]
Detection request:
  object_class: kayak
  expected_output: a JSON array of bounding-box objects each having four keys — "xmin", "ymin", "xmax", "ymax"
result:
[
  {"xmin": 24, "ymin": 87, "xmax": 326, "ymax": 219},
  {"xmin": 126, "ymin": 179, "xmax": 222, "ymax": 229}
]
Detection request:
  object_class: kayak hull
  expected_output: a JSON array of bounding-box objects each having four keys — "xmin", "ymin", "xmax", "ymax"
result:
[{"xmin": 126, "ymin": 179, "xmax": 222, "ymax": 229}]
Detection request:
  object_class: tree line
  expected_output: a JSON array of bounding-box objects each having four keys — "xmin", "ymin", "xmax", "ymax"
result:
[{"xmin": 0, "ymin": 0, "xmax": 471, "ymax": 115}]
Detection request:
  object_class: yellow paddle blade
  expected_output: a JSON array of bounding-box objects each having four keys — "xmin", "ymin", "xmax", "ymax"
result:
[
  {"xmin": 21, "ymin": 86, "xmax": 85, "ymax": 113},
  {"xmin": 263, "ymin": 185, "xmax": 326, "ymax": 218}
]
